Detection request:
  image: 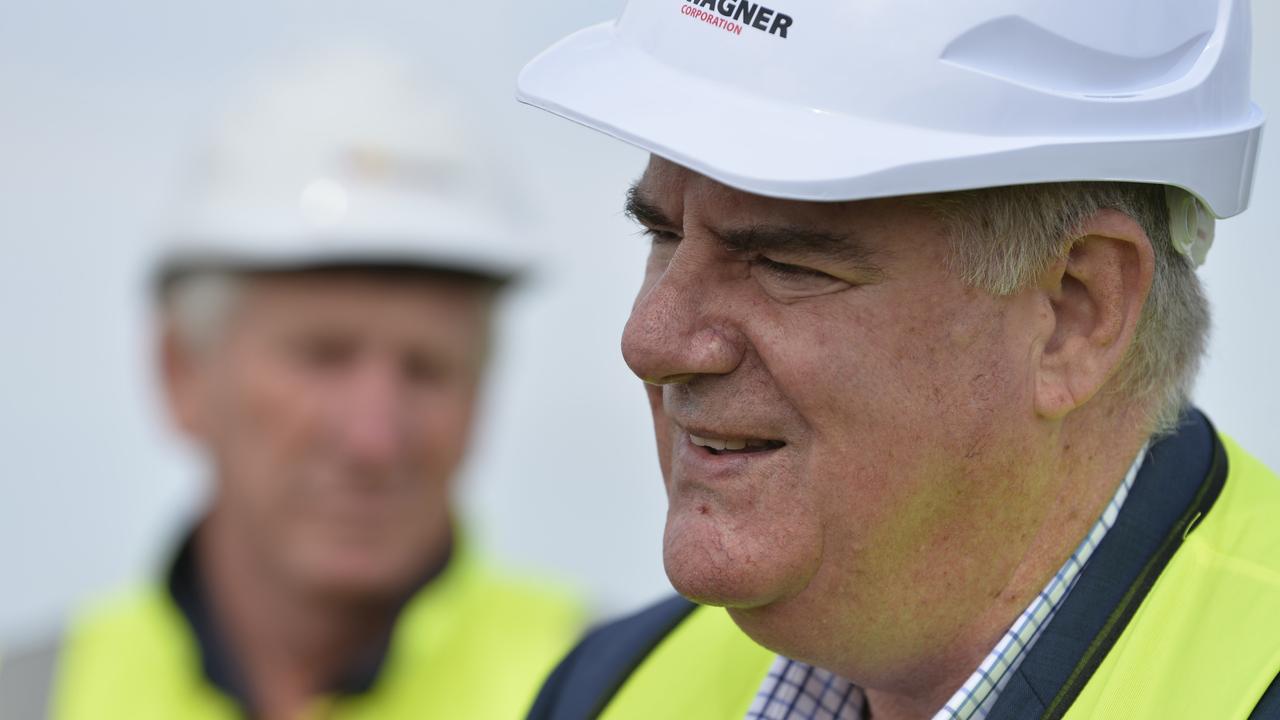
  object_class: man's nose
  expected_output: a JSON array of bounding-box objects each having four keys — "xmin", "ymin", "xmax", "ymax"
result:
[
  {"xmin": 621, "ymin": 249, "xmax": 746, "ymax": 385},
  {"xmin": 337, "ymin": 362, "xmax": 407, "ymax": 470}
]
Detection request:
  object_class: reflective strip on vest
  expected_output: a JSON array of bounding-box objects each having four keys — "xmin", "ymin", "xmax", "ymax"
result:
[
  {"xmin": 0, "ymin": 637, "xmax": 60, "ymax": 720},
  {"xmin": 598, "ymin": 436, "xmax": 1280, "ymax": 719}
]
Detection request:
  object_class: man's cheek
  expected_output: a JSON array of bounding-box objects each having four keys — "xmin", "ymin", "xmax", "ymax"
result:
[
  {"xmin": 644, "ymin": 386, "xmax": 674, "ymax": 478},
  {"xmin": 653, "ymin": 419, "xmax": 675, "ymax": 482}
]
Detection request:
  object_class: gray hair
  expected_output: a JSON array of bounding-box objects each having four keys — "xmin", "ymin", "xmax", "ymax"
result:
[
  {"xmin": 159, "ymin": 266, "xmax": 502, "ymax": 364},
  {"xmin": 162, "ymin": 271, "xmax": 245, "ymax": 352},
  {"xmin": 927, "ymin": 182, "xmax": 1210, "ymax": 437}
]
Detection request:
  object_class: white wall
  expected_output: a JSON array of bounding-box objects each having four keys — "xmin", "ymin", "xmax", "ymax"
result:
[{"xmin": 0, "ymin": 1, "xmax": 1276, "ymax": 643}]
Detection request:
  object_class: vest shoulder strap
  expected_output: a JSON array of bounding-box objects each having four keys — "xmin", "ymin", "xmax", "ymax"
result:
[
  {"xmin": 1251, "ymin": 672, "xmax": 1280, "ymax": 719},
  {"xmin": 527, "ymin": 595, "xmax": 697, "ymax": 720}
]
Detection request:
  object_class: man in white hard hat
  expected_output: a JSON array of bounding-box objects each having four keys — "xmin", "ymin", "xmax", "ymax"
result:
[
  {"xmin": 516, "ymin": 0, "xmax": 1279, "ymax": 718},
  {"xmin": 0, "ymin": 51, "xmax": 582, "ymax": 719}
]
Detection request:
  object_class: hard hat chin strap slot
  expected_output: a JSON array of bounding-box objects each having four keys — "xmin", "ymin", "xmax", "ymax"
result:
[{"xmin": 1165, "ymin": 186, "xmax": 1215, "ymax": 268}]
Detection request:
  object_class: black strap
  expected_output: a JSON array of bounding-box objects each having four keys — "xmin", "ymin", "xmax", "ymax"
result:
[
  {"xmin": 1250, "ymin": 671, "xmax": 1280, "ymax": 719},
  {"xmin": 526, "ymin": 595, "xmax": 697, "ymax": 720}
]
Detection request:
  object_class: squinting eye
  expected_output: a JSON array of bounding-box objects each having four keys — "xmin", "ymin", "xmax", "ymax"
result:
[
  {"xmin": 752, "ymin": 256, "xmax": 853, "ymax": 299},
  {"xmin": 756, "ymin": 257, "xmax": 829, "ymax": 280},
  {"xmin": 641, "ymin": 227, "xmax": 682, "ymax": 244}
]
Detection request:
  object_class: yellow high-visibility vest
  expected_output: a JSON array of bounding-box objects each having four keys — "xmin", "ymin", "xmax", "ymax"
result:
[{"xmin": 3, "ymin": 545, "xmax": 582, "ymax": 720}]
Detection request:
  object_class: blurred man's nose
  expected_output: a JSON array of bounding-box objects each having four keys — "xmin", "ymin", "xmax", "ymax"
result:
[
  {"xmin": 336, "ymin": 358, "xmax": 408, "ymax": 471},
  {"xmin": 621, "ymin": 245, "xmax": 746, "ymax": 386}
]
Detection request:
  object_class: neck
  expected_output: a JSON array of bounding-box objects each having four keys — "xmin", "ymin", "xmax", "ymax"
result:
[
  {"xmin": 193, "ymin": 515, "xmax": 408, "ymax": 720},
  {"xmin": 860, "ymin": 412, "xmax": 1149, "ymax": 720}
]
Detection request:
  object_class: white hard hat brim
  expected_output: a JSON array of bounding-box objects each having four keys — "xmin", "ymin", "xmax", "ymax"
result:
[
  {"xmin": 153, "ymin": 229, "xmax": 528, "ymax": 297},
  {"xmin": 518, "ymin": 22, "xmax": 1264, "ymax": 217},
  {"xmin": 156, "ymin": 240, "xmax": 524, "ymax": 284},
  {"xmin": 159, "ymin": 188, "xmax": 530, "ymax": 287}
]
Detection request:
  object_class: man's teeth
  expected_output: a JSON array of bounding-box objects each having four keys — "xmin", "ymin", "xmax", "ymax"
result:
[
  {"xmin": 690, "ymin": 436, "xmax": 737, "ymax": 451},
  {"xmin": 689, "ymin": 434, "xmax": 774, "ymax": 452}
]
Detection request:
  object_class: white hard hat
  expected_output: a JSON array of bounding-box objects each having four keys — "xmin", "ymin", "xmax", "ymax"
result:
[
  {"xmin": 518, "ymin": 0, "xmax": 1264, "ymax": 220},
  {"xmin": 161, "ymin": 47, "xmax": 526, "ymax": 288}
]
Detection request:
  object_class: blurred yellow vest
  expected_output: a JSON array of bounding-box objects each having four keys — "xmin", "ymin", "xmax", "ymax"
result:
[{"xmin": 46, "ymin": 547, "xmax": 581, "ymax": 720}]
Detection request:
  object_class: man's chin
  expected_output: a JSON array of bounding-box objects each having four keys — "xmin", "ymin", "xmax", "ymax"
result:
[
  {"xmin": 667, "ymin": 571, "xmax": 774, "ymax": 609},
  {"xmin": 662, "ymin": 514, "xmax": 817, "ymax": 610},
  {"xmin": 303, "ymin": 567, "xmax": 402, "ymax": 601},
  {"xmin": 290, "ymin": 544, "xmax": 423, "ymax": 602}
]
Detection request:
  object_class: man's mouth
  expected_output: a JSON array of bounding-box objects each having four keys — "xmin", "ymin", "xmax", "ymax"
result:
[{"xmin": 688, "ymin": 432, "xmax": 786, "ymax": 456}]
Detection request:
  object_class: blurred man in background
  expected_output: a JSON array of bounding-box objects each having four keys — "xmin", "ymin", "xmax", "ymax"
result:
[{"xmin": 0, "ymin": 50, "xmax": 582, "ymax": 719}]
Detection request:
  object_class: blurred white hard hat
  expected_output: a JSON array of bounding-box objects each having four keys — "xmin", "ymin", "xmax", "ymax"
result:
[
  {"xmin": 160, "ymin": 47, "xmax": 526, "ymax": 288},
  {"xmin": 518, "ymin": 0, "xmax": 1264, "ymax": 220}
]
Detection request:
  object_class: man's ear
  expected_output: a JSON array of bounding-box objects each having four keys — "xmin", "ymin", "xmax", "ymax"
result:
[
  {"xmin": 158, "ymin": 316, "xmax": 208, "ymax": 441},
  {"xmin": 1034, "ymin": 209, "xmax": 1155, "ymax": 420}
]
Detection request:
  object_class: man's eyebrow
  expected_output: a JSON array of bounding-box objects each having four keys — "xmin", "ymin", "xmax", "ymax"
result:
[
  {"xmin": 624, "ymin": 184, "xmax": 883, "ymax": 273},
  {"xmin": 624, "ymin": 185, "xmax": 676, "ymax": 229},
  {"xmin": 720, "ymin": 224, "xmax": 882, "ymax": 271}
]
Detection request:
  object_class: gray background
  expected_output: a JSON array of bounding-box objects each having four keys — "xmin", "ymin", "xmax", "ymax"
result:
[{"xmin": 0, "ymin": 1, "xmax": 1276, "ymax": 642}]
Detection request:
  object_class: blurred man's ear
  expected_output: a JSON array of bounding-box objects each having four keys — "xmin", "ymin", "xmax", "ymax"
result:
[{"xmin": 159, "ymin": 316, "xmax": 207, "ymax": 441}]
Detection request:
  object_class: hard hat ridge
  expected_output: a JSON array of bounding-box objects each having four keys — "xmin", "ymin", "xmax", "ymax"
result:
[{"xmin": 519, "ymin": 0, "xmax": 1264, "ymax": 222}]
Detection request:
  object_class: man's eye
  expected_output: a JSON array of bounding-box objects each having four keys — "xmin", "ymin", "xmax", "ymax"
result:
[
  {"xmin": 641, "ymin": 227, "xmax": 682, "ymax": 244},
  {"xmin": 752, "ymin": 257, "xmax": 853, "ymax": 299},
  {"xmin": 403, "ymin": 353, "xmax": 453, "ymax": 385},
  {"xmin": 755, "ymin": 257, "xmax": 829, "ymax": 280},
  {"xmin": 293, "ymin": 337, "xmax": 357, "ymax": 370}
]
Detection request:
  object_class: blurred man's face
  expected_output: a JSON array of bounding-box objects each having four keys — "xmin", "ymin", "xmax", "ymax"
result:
[
  {"xmin": 166, "ymin": 271, "xmax": 492, "ymax": 599},
  {"xmin": 621, "ymin": 158, "xmax": 1055, "ymax": 670}
]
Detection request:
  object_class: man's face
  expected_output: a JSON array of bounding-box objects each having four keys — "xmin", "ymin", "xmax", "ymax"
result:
[
  {"xmin": 622, "ymin": 158, "xmax": 1056, "ymax": 669},
  {"xmin": 167, "ymin": 271, "xmax": 492, "ymax": 599}
]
